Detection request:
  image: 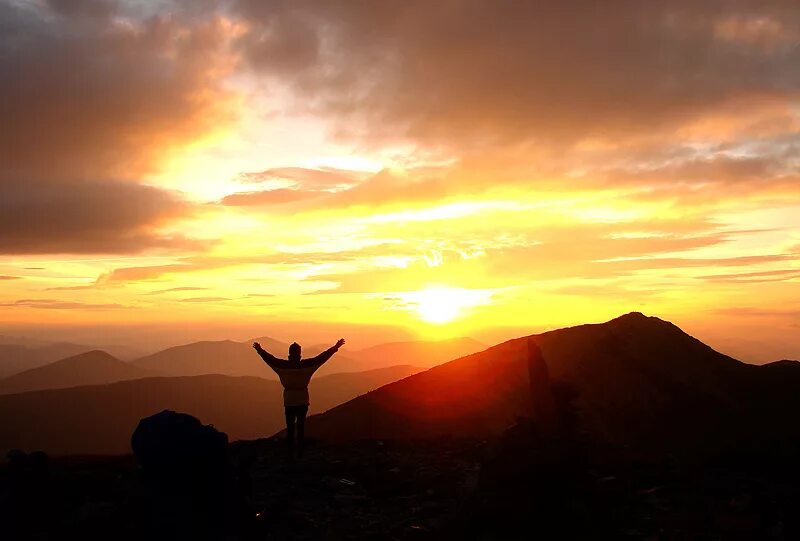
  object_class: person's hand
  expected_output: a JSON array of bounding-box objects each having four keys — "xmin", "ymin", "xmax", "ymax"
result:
[
  {"xmin": 335, "ymin": 338, "xmax": 345, "ymax": 349},
  {"xmin": 252, "ymin": 342, "xmax": 261, "ymax": 350}
]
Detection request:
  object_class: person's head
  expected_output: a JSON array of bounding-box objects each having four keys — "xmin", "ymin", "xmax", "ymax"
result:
[{"xmin": 288, "ymin": 342, "xmax": 301, "ymax": 362}]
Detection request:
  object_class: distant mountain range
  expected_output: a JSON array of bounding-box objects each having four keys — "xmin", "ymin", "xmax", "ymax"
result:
[
  {"xmin": 0, "ymin": 351, "xmax": 158, "ymax": 395},
  {"xmin": 0, "ymin": 336, "xmax": 485, "ymax": 389},
  {"xmin": 304, "ymin": 313, "xmax": 800, "ymax": 455},
  {"xmin": 130, "ymin": 338, "xmax": 287, "ymax": 378},
  {"xmin": 2, "ymin": 314, "xmax": 797, "ymax": 457},
  {"xmin": 0, "ymin": 365, "xmax": 423, "ymax": 455},
  {"xmin": 129, "ymin": 336, "xmax": 484, "ymax": 378},
  {"xmin": 0, "ymin": 341, "xmax": 143, "ymax": 379}
]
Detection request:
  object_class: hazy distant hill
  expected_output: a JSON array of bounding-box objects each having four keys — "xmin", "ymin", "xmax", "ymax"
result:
[
  {"xmin": 132, "ymin": 339, "xmax": 269, "ymax": 377},
  {"xmin": 0, "ymin": 340, "xmax": 145, "ymax": 379},
  {"xmin": 0, "ymin": 365, "xmax": 423, "ymax": 455},
  {"xmin": 0, "ymin": 342, "xmax": 99, "ymax": 378},
  {"xmin": 0, "ymin": 345, "xmax": 44, "ymax": 378},
  {"xmin": 129, "ymin": 336, "xmax": 480, "ymax": 378},
  {"xmin": 130, "ymin": 336, "xmax": 364, "ymax": 378},
  {"xmin": 305, "ymin": 313, "xmax": 800, "ymax": 454},
  {"xmin": 344, "ymin": 337, "xmax": 486, "ymax": 373},
  {"xmin": 0, "ymin": 350, "xmax": 158, "ymax": 395}
]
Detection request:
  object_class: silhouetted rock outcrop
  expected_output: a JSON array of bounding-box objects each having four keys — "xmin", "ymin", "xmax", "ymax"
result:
[
  {"xmin": 132, "ymin": 409, "xmax": 228, "ymax": 479},
  {"xmin": 131, "ymin": 410, "xmax": 229, "ymax": 538},
  {"xmin": 527, "ymin": 339, "xmax": 559, "ymax": 435}
]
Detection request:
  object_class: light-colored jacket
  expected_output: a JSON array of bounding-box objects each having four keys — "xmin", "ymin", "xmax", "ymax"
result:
[{"xmin": 256, "ymin": 346, "xmax": 339, "ymax": 406}]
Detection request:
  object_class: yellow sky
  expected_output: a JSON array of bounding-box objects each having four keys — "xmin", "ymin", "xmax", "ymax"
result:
[{"xmin": 1, "ymin": 1, "xmax": 799, "ymax": 361}]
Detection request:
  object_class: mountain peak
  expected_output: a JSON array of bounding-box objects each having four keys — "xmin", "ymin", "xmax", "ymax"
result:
[
  {"xmin": 762, "ymin": 359, "xmax": 800, "ymax": 369},
  {"xmin": 306, "ymin": 313, "xmax": 758, "ymax": 444},
  {"xmin": 611, "ymin": 311, "xmax": 654, "ymax": 323},
  {"xmin": 68, "ymin": 349, "xmax": 119, "ymax": 362},
  {"xmin": 604, "ymin": 312, "xmax": 679, "ymax": 332}
]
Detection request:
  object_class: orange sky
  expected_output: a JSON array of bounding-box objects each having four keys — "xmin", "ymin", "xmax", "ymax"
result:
[{"xmin": 1, "ymin": 1, "xmax": 799, "ymax": 361}]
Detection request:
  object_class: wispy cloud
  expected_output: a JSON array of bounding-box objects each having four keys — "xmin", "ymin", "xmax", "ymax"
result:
[
  {"xmin": 699, "ymin": 269, "xmax": 800, "ymax": 283},
  {"xmin": 0, "ymin": 299, "xmax": 126, "ymax": 310},
  {"xmin": 146, "ymin": 286, "xmax": 210, "ymax": 295}
]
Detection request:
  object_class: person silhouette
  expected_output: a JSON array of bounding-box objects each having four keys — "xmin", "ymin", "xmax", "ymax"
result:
[{"xmin": 253, "ymin": 338, "xmax": 345, "ymax": 456}]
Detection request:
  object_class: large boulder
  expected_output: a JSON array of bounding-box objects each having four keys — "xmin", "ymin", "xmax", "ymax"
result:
[
  {"xmin": 131, "ymin": 410, "xmax": 228, "ymax": 493},
  {"xmin": 131, "ymin": 409, "xmax": 228, "ymax": 479},
  {"xmin": 131, "ymin": 411, "xmax": 230, "ymax": 538}
]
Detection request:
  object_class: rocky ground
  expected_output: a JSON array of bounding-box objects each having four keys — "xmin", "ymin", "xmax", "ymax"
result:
[
  {"xmin": 233, "ymin": 437, "xmax": 484, "ymax": 540},
  {"xmin": 0, "ymin": 437, "xmax": 486, "ymax": 540},
  {"xmin": 2, "ymin": 434, "xmax": 799, "ymax": 540}
]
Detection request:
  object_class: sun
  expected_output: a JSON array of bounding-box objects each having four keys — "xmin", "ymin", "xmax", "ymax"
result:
[
  {"xmin": 403, "ymin": 286, "xmax": 493, "ymax": 324},
  {"xmin": 416, "ymin": 290, "xmax": 462, "ymax": 324}
]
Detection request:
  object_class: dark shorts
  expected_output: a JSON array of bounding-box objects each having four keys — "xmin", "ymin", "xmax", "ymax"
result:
[{"xmin": 284, "ymin": 405, "xmax": 308, "ymax": 418}]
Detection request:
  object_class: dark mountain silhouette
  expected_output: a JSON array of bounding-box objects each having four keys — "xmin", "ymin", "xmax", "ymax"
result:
[
  {"xmin": 305, "ymin": 313, "xmax": 800, "ymax": 454},
  {"xmin": 0, "ymin": 350, "xmax": 158, "ymax": 395},
  {"xmin": 344, "ymin": 337, "xmax": 486, "ymax": 373},
  {"xmin": 765, "ymin": 359, "xmax": 800, "ymax": 368},
  {"xmin": 0, "ymin": 365, "xmax": 422, "ymax": 455}
]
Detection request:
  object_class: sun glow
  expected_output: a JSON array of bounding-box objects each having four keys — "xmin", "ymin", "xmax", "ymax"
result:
[{"xmin": 401, "ymin": 286, "xmax": 494, "ymax": 324}]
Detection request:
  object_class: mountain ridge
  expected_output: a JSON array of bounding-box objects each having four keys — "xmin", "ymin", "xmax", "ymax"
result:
[
  {"xmin": 129, "ymin": 336, "xmax": 484, "ymax": 378},
  {"xmin": 0, "ymin": 350, "xmax": 158, "ymax": 395},
  {"xmin": 303, "ymin": 312, "xmax": 800, "ymax": 455},
  {"xmin": 0, "ymin": 364, "xmax": 424, "ymax": 455}
]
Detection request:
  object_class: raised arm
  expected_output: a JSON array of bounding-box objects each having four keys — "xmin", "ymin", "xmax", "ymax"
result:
[
  {"xmin": 253, "ymin": 342, "xmax": 281, "ymax": 369},
  {"xmin": 304, "ymin": 338, "xmax": 345, "ymax": 369}
]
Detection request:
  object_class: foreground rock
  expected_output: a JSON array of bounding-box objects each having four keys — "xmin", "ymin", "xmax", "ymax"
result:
[{"xmin": 131, "ymin": 410, "xmax": 230, "ymax": 539}]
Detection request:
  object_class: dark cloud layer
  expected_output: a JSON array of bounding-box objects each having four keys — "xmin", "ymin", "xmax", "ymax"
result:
[
  {"xmin": 0, "ymin": 0, "xmax": 233, "ymax": 255},
  {"xmin": 1, "ymin": 0, "xmax": 233, "ymax": 180},
  {"xmin": 0, "ymin": 179, "xmax": 197, "ymax": 254},
  {"xmin": 3, "ymin": 0, "xmax": 799, "ymax": 258},
  {"xmin": 235, "ymin": 0, "xmax": 800, "ymax": 149},
  {"xmin": 222, "ymin": 0, "xmax": 800, "ymax": 210}
]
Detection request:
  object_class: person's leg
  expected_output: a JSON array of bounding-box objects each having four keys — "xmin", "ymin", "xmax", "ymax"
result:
[
  {"xmin": 296, "ymin": 406, "xmax": 309, "ymax": 456},
  {"xmin": 284, "ymin": 407, "xmax": 296, "ymax": 451}
]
